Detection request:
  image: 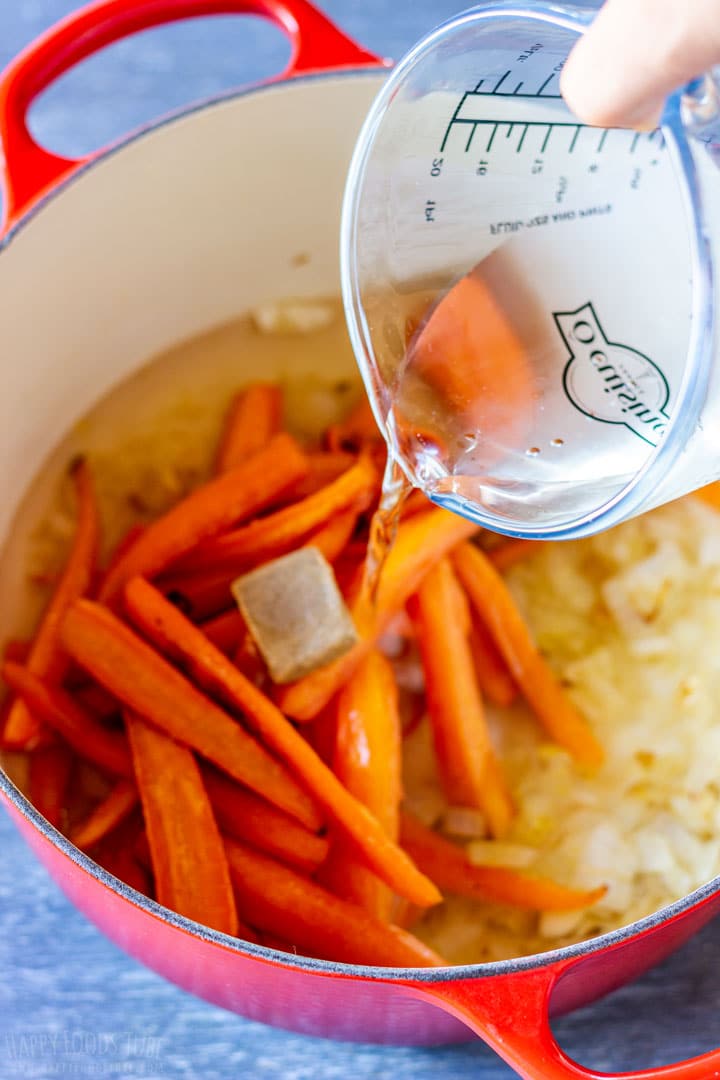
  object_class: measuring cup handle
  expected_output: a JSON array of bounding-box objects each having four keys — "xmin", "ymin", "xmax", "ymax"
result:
[
  {"xmin": 0, "ymin": 0, "xmax": 384, "ymax": 230},
  {"xmin": 407, "ymin": 962, "xmax": 720, "ymax": 1080}
]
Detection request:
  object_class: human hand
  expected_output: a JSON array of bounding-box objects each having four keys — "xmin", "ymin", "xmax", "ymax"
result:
[{"xmin": 561, "ymin": 0, "xmax": 720, "ymax": 128}]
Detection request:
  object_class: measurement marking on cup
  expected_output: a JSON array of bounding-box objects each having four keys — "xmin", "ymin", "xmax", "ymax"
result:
[
  {"xmin": 569, "ymin": 125, "xmax": 581, "ymax": 153},
  {"xmin": 493, "ymin": 70, "xmax": 511, "ymax": 92},
  {"xmin": 516, "ymin": 124, "xmax": 529, "ymax": 152}
]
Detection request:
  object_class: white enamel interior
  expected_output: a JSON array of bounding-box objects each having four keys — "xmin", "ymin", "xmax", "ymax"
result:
[{"xmin": 0, "ymin": 72, "xmax": 385, "ymax": 638}]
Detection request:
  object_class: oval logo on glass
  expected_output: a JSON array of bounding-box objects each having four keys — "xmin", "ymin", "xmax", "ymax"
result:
[{"xmin": 555, "ymin": 302, "xmax": 670, "ymax": 447}]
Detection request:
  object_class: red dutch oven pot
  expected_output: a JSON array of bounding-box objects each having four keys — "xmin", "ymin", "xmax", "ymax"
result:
[{"xmin": 1, "ymin": 3, "xmax": 720, "ymax": 1077}]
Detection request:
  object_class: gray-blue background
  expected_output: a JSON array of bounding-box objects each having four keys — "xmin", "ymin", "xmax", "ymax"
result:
[{"xmin": 1, "ymin": 2, "xmax": 719, "ymax": 1076}]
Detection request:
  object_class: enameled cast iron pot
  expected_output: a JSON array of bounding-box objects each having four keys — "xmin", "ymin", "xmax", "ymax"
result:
[{"xmin": 1, "ymin": 3, "xmax": 720, "ymax": 1077}]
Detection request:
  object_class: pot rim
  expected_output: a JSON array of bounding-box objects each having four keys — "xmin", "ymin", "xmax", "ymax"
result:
[{"xmin": 2, "ymin": 67, "xmax": 717, "ymax": 984}]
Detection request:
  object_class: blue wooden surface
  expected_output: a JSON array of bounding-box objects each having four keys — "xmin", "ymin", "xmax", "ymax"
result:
[{"xmin": 2, "ymin": 2, "xmax": 720, "ymax": 1076}]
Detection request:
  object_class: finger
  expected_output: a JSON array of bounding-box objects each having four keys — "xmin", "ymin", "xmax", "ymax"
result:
[{"xmin": 560, "ymin": 0, "xmax": 720, "ymax": 129}]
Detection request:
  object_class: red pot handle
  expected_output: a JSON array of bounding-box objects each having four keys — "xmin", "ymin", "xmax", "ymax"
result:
[
  {"xmin": 0, "ymin": 0, "xmax": 383, "ymax": 229},
  {"xmin": 409, "ymin": 964, "xmax": 720, "ymax": 1079}
]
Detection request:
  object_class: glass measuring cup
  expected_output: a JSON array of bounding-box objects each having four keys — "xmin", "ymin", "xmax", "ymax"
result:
[{"xmin": 340, "ymin": 1, "xmax": 720, "ymax": 539}]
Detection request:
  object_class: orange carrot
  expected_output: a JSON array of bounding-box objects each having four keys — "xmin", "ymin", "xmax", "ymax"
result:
[
  {"xmin": 409, "ymin": 559, "xmax": 514, "ymax": 839},
  {"xmin": 3, "ymin": 640, "xmax": 30, "ymax": 664},
  {"xmin": 122, "ymin": 577, "xmax": 440, "ymax": 908},
  {"xmin": 488, "ymin": 538, "xmax": 544, "ymax": 573},
  {"xmin": 695, "ymin": 481, "xmax": 720, "ymax": 511},
  {"xmin": 201, "ymin": 767, "xmax": 329, "ymax": 873},
  {"xmin": 304, "ymin": 505, "xmax": 362, "ymax": 564},
  {"xmin": 214, "ymin": 383, "xmax": 283, "ymax": 474},
  {"xmin": 326, "ymin": 398, "xmax": 381, "ymax": 453},
  {"xmin": 320, "ymin": 650, "xmax": 402, "ymax": 921},
  {"xmin": 2, "ymin": 663, "xmax": 133, "ymax": 777},
  {"xmin": 94, "ymin": 839, "xmax": 153, "ymax": 897},
  {"xmin": 126, "ymin": 710, "xmax": 239, "ymax": 934},
  {"xmin": 278, "ymin": 508, "xmax": 479, "ymax": 722},
  {"xmin": 60, "ymin": 600, "xmax": 321, "ymax": 830},
  {"xmin": 199, "ymin": 610, "xmax": 246, "ymax": 654},
  {"xmin": 400, "ymin": 811, "xmax": 607, "ymax": 911},
  {"xmin": 160, "ymin": 569, "xmax": 235, "ymax": 621},
  {"xmin": 278, "ymin": 451, "xmax": 357, "ymax": 504},
  {"xmin": 225, "ymin": 838, "xmax": 443, "ymax": 967},
  {"xmin": 453, "ymin": 542, "xmax": 604, "ymax": 769},
  {"xmin": 173, "ymin": 457, "xmax": 378, "ymax": 575},
  {"xmin": 29, "ymin": 743, "xmax": 73, "ymax": 830},
  {"xmin": 469, "ymin": 619, "xmax": 517, "ymax": 709},
  {"xmin": 70, "ymin": 778, "xmax": 139, "ymax": 850},
  {"xmin": 99, "ymin": 432, "xmax": 308, "ymax": 601},
  {"xmin": 4, "ymin": 458, "xmax": 99, "ymax": 750}
]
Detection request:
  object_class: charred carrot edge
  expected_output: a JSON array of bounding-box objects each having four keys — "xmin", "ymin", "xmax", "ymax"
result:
[
  {"xmin": 60, "ymin": 600, "xmax": 321, "ymax": 829},
  {"xmin": 159, "ymin": 569, "xmax": 236, "ymax": 621},
  {"xmin": 2, "ymin": 663, "xmax": 133, "ymax": 777},
  {"xmin": 70, "ymin": 778, "xmax": 139, "ymax": 850},
  {"xmin": 278, "ymin": 508, "xmax": 480, "ymax": 722},
  {"xmin": 126, "ymin": 710, "xmax": 239, "ymax": 934},
  {"xmin": 214, "ymin": 383, "xmax": 283, "ymax": 474},
  {"xmin": 225, "ymin": 837, "xmax": 443, "ymax": 967},
  {"xmin": 320, "ymin": 650, "xmax": 402, "ymax": 922},
  {"xmin": 122, "ymin": 577, "xmax": 440, "ymax": 908},
  {"xmin": 201, "ymin": 767, "xmax": 329, "ymax": 873},
  {"xmin": 199, "ymin": 610, "xmax": 247, "ymax": 654},
  {"xmin": 326, "ymin": 398, "xmax": 381, "ymax": 453},
  {"xmin": 488, "ymin": 538, "xmax": 545, "ymax": 573},
  {"xmin": 304, "ymin": 505, "xmax": 362, "ymax": 565},
  {"xmin": 173, "ymin": 457, "xmax": 378, "ymax": 575},
  {"xmin": 400, "ymin": 811, "xmax": 607, "ymax": 912},
  {"xmin": 409, "ymin": 559, "xmax": 514, "ymax": 839},
  {"xmin": 2, "ymin": 640, "xmax": 30, "ymax": 664},
  {"xmin": 99, "ymin": 432, "xmax": 309, "ymax": 602},
  {"xmin": 94, "ymin": 840, "xmax": 153, "ymax": 897},
  {"xmin": 29, "ymin": 743, "xmax": 73, "ymax": 830},
  {"xmin": 453, "ymin": 543, "xmax": 604, "ymax": 770},
  {"xmin": 469, "ymin": 619, "xmax": 517, "ymax": 709},
  {"xmin": 4, "ymin": 458, "xmax": 99, "ymax": 750}
]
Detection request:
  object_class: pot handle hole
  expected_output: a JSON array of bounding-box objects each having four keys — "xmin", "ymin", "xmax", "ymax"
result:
[
  {"xmin": 0, "ymin": 0, "xmax": 384, "ymax": 230},
  {"xmin": 408, "ymin": 963, "xmax": 720, "ymax": 1080}
]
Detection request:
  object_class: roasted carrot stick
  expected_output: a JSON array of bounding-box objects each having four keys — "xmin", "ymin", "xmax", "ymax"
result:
[
  {"xmin": 304, "ymin": 505, "xmax": 362, "ymax": 564},
  {"xmin": 60, "ymin": 600, "xmax": 321, "ymax": 830},
  {"xmin": 214, "ymin": 383, "xmax": 283, "ymax": 474},
  {"xmin": 94, "ymin": 838, "xmax": 153, "ymax": 897},
  {"xmin": 400, "ymin": 811, "xmax": 607, "ymax": 911},
  {"xmin": 2, "ymin": 640, "xmax": 30, "ymax": 664},
  {"xmin": 99, "ymin": 433, "xmax": 308, "ymax": 602},
  {"xmin": 199, "ymin": 609, "xmax": 246, "ymax": 654},
  {"xmin": 278, "ymin": 508, "xmax": 479, "ymax": 722},
  {"xmin": 201, "ymin": 767, "xmax": 329, "ymax": 873},
  {"xmin": 695, "ymin": 481, "xmax": 720, "ymax": 511},
  {"xmin": 29, "ymin": 743, "xmax": 73, "ymax": 830},
  {"xmin": 326, "ymin": 398, "xmax": 381, "ymax": 452},
  {"xmin": 70, "ymin": 778, "xmax": 139, "ymax": 850},
  {"xmin": 320, "ymin": 650, "xmax": 402, "ymax": 921},
  {"xmin": 409, "ymin": 559, "xmax": 514, "ymax": 839},
  {"xmin": 469, "ymin": 619, "xmax": 517, "ymax": 709},
  {"xmin": 453, "ymin": 543, "xmax": 604, "ymax": 769},
  {"xmin": 160, "ymin": 568, "xmax": 235, "ymax": 621},
  {"xmin": 288, "ymin": 450, "xmax": 357, "ymax": 500},
  {"xmin": 225, "ymin": 837, "xmax": 443, "ymax": 967},
  {"xmin": 123, "ymin": 577, "xmax": 440, "ymax": 908},
  {"xmin": 173, "ymin": 457, "xmax": 378, "ymax": 575},
  {"xmin": 126, "ymin": 710, "xmax": 239, "ymax": 934},
  {"xmin": 4, "ymin": 458, "xmax": 99, "ymax": 750},
  {"xmin": 488, "ymin": 538, "xmax": 544, "ymax": 573},
  {"xmin": 2, "ymin": 663, "xmax": 133, "ymax": 777}
]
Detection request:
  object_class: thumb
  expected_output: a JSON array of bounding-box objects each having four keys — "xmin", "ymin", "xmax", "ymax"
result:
[{"xmin": 560, "ymin": 0, "xmax": 720, "ymax": 129}]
